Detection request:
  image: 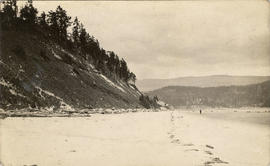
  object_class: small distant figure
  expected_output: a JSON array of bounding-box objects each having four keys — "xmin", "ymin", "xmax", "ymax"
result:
[{"xmin": 200, "ymin": 109, "xmax": 202, "ymax": 114}]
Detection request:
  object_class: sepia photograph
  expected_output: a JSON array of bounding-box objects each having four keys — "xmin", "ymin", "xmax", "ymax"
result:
[{"xmin": 0, "ymin": 0, "xmax": 270, "ymax": 165}]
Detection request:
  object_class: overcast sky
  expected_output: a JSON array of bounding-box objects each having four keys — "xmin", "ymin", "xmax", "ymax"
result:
[{"xmin": 30, "ymin": 1, "xmax": 270, "ymax": 79}]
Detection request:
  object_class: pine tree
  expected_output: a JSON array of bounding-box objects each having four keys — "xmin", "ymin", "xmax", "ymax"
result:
[
  {"xmin": 47, "ymin": 5, "xmax": 71, "ymax": 44},
  {"xmin": 72, "ymin": 17, "xmax": 80, "ymax": 48},
  {"xmin": 100, "ymin": 49, "xmax": 108, "ymax": 61},
  {"xmin": 114, "ymin": 55, "xmax": 120, "ymax": 76},
  {"xmin": 79, "ymin": 23, "xmax": 88, "ymax": 57},
  {"xmin": 120, "ymin": 58, "xmax": 129, "ymax": 81},
  {"xmin": 19, "ymin": 0, "xmax": 38, "ymax": 25},
  {"xmin": 128, "ymin": 72, "xmax": 136, "ymax": 83},
  {"xmin": 38, "ymin": 12, "xmax": 47, "ymax": 29},
  {"xmin": 56, "ymin": 6, "xmax": 71, "ymax": 43},
  {"xmin": 47, "ymin": 10, "xmax": 59, "ymax": 41},
  {"xmin": 1, "ymin": 0, "xmax": 18, "ymax": 29},
  {"xmin": 107, "ymin": 51, "xmax": 116, "ymax": 73},
  {"xmin": 153, "ymin": 96, "xmax": 159, "ymax": 102}
]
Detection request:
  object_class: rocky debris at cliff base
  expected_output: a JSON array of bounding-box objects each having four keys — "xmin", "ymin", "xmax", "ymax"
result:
[{"xmin": 0, "ymin": 107, "xmax": 169, "ymax": 119}]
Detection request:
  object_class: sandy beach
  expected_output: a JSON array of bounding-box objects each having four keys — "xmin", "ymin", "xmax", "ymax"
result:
[{"xmin": 0, "ymin": 109, "xmax": 269, "ymax": 166}]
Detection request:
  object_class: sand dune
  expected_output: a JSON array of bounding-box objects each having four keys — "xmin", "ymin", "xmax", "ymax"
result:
[{"xmin": 0, "ymin": 109, "xmax": 269, "ymax": 166}]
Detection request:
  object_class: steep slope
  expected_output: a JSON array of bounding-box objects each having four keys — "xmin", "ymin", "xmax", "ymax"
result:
[
  {"xmin": 137, "ymin": 75, "xmax": 270, "ymax": 92},
  {"xmin": 147, "ymin": 81, "xmax": 270, "ymax": 108},
  {"xmin": 0, "ymin": 31, "xmax": 143, "ymax": 110}
]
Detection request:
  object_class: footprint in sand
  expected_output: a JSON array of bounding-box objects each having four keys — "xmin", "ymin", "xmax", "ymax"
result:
[
  {"xmin": 171, "ymin": 139, "xmax": 181, "ymax": 144},
  {"xmin": 185, "ymin": 149, "xmax": 199, "ymax": 152},
  {"xmin": 183, "ymin": 143, "xmax": 194, "ymax": 146},
  {"xmin": 204, "ymin": 150, "xmax": 213, "ymax": 155},
  {"xmin": 204, "ymin": 157, "xmax": 229, "ymax": 166},
  {"xmin": 206, "ymin": 145, "xmax": 214, "ymax": 149},
  {"xmin": 169, "ymin": 134, "xmax": 175, "ymax": 139},
  {"xmin": 170, "ymin": 112, "xmax": 175, "ymax": 122},
  {"xmin": 211, "ymin": 157, "xmax": 229, "ymax": 164}
]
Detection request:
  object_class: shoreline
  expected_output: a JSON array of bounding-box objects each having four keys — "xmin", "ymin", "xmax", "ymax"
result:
[
  {"xmin": 0, "ymin": 108, "xmax": 162, "ymax": 119},
  {"xmin": 1, "ymin": 107, "xmax": 270, "ymax": 119}
]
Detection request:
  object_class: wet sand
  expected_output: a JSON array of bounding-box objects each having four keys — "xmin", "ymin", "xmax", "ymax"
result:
[{"xmin": 0, "ymin": 109, "xmax": 269, "ymax": 166}]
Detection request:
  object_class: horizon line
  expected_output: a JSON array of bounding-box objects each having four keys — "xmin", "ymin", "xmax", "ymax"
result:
[{"xmin": 138, "ymin": 74, "xmax": 270, "ymax": 80}]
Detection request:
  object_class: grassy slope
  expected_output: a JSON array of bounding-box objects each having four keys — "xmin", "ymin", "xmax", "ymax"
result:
[{"xmin": 0, "ymin": 30, "xmax": 142, "ymax": 110}]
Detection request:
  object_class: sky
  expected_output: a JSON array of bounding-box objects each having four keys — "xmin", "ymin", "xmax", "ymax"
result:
[{"xmin": 27, "ymin": 1, "xmax": 270, "ymax": 79}]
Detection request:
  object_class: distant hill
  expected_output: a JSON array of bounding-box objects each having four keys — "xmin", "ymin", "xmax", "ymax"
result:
[
  {"xmin": 137, "ymin": 75, "xmax": 270, "ymax": 92},
  {"xmin": 147, "ymin": 81, "xmax": 270, "ymax": 108}
]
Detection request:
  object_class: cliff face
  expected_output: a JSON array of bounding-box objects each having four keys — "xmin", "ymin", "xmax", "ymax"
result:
[
  {"xmin": 147, "ymin": 81, "xmax": 270, "ymax": 108},
  {"xmin": 0, "ymin": 31, "xmax": 142, "ymax": 110}
]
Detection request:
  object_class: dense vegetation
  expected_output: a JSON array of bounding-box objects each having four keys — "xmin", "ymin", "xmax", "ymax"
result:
[
  {"xmin": 0, "ymin": 0, "xmax": 136, "ymax": 83},
  {"xmin": 139, "ymin": 95, "xmax": 160, "ymax": 109}
]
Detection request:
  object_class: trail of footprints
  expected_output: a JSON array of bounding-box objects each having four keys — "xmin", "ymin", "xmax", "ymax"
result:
[{"xmin": 168, "ymin": 112, "xmax": 229, "ymax": 166}]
